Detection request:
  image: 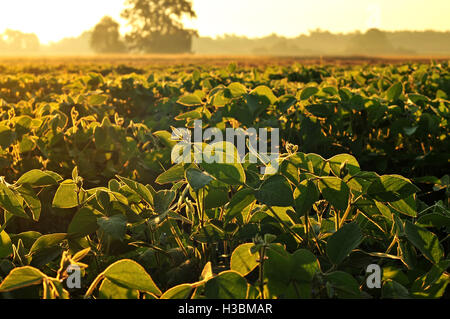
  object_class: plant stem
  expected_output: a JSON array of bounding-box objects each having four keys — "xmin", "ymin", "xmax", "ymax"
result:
[
  {"xmin": 168, "ymin": 219, "xmax": 189, "ymax": 258},
  {"xmin": 267, "ymin": 205, "xmax": 303, "ymax": 243},
  {"xmin": 259, "ymin": 245, "xmax": 267, "ymax": 300},
  {"xmin": 84, "ymin": 273, "xmax": 104, "ymax": 299}
]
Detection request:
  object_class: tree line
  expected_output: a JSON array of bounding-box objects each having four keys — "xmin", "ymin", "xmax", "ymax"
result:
[{"xmin": 1, "ymin": 0, "xmax": 450, "ymax": 56}]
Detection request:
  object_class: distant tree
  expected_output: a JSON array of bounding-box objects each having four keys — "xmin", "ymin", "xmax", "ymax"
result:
[
  {"xmin": 347, "ymin": 28, "xmax": 395, "ymax": 55},
  {"xmin": 121, "ymin": 0, "xmax": 198, "ymax": 53},
  {"xmin": 43, "ymin": 31, "xmax": 93, "ymax": 54},
  {"xmin": 1, "ymin": 29, "xmax": 40, "ymax": 52},
  {"xmin": 90, "ymin": 16, "xmax": 126, "ymax": 54}
]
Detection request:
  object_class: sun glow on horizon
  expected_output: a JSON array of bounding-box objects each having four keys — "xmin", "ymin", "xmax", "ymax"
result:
[{"xmin": 0, "ymin": 0, "xmax": 449, "ymax": 45}]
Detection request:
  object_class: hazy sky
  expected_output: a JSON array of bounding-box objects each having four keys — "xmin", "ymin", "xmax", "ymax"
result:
[{"xmin": 0, "ymin": 0, "xmax": 449, "ymax": 44}]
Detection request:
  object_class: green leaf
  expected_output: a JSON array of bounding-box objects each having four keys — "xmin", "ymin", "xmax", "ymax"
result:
[
  {"xmin": 153, "ymin": 130, "xmax": 178, "ymax": 148},
  {"xmin": 381, "ymin": 280, "xmax": 410, "ymax": 299},
  {"xmin": 300, "ymin": 87, "xmax": 319, "ymax": 100},
  {"xmin": 0, "ymin": 126, "xmax": 15, "ymax": 149},
  {"xmin": 102, "ymin": 259, "xmax": 161, "ymax": 295},
  {"xmin": 15, "ymin": 170, "xmax": 61, "ymax": 187},
  {"xmin": 388, "ymin": 195, "xmax": 417, "ymax": 217},
  {"xmin": 204, "ymin": 271, "xmax": 247, "ymax": 299},
  {"xmin": 262, "ymin": 245, "xmax": 319, "ymax": 298},
  {"xmin": 420, "ymin": 260, "xmax": 450, "ymax": 289},
  {"xmin": 291, "ymin": 249, "xmax": 321, "ymax": 282},
  {"xmin": 230, "ymin": 243, "xmax": 260, "ymax": 276},
  {"xmin": 367, "ymin": 175, "xmax": 420, "ymax": 202},
  {"xmin": 0, "ymin": 182, "xmax": 29, "ymax": 219},
  {"xmin": 325, "ymin": 271, "xmax": 361, "ymax": 298},
  {"xmin": 0, "ymin": 266, "xmax": 46, "ymax": 292},
  {"xmin": 88, "ymin": 94, "xmax": 108, "ymax": 105},
  {"xmin": 97, "ymin": 214, "xmax": 127, "ymax": 242},
  {"xmin": 318, "ymin": 177, "xmax": 350, "ymax": 211},
  {"xmin": 116, "ymin": 176, "xmax": 153, "ymax": 206},
  {"xmin": 9, "ymin": 231, "xmax": 41, "ymax": 249},
  {"xmin": 225, "ymin": 189, "xmax": 255, "ymax": 223},
  {"xmin": 153, "ymin": 190, "xmax": 176, "ymax": 214},
  {"xmin": 29, "ymin": 233, "xmax": 67, "ymax": 255},
  {"xmin": 328, "ymin": 154, "xmax": 360, "ymax": 177},
  {"xmin": 201, "ymin": 153, "xmax": 245, "ymax": 186},
  {"xmin": 305, "ymin": 153, "xmax": 330, "ymax": 176},
  {"xmin": 156, "ymin": 164, "xmax": 185, "ymax": 185},
  {"xmin": 255, "ymin": 175, "xmax": 294, "ymax": 207},
  {"xmin": 191, "ymin": 224, "xmax": 225, "ymax": 243},
  {"xmin": 204, "ymin": 187, "xmax": 229, "ymax": 209},
  {"xmin": 294, "ymin": 179, "xmax": 319, "ymax": 216},
  {"xmin": 417, "ymin": 213, "xmax": 450, "ymax": 229},
  {"xmin": 404, "ymin": 221, "xmax": 443, "ymax": 264},
  {"xmin": 68, "ymin": 207, "xmax": 101, "ymax": 238},
  {"xmin": 276, "ymin": 95, "xmax": 297, "ymax": 112},
  {"xmin": 52, "ymin": 180, "xmax": 79, "ymax": 209},
  {"xmin": 175, "ymin": 110, "xmax": 202, "ymax": 121},
  {"xmin": 177, "ymin": 94, "xmax": 203, "ymax": 106},
  {"xmin": 411, "ymin": 273, "xmax": 449, "ymax": 298},
  {"xmin": 211, "ymin": 88, "xmax": 230, "ymax": 107},
  {"xmin": 263, "ymin": 244, "xmax": 292, "ymax": 296},
  {"xmin": 228, "ymin": 82, "xmax": 247, "ymax": 98},
  {"xmin": 386, "ymin": 82, "xmax": 403, "ymax": 102},
  {"xmin": 251, "ymin": 86, "xmax": 277, "ymax": 104},
  {"xmin": 326, "ymin": 222, "xmax": 363, "ymax": 265},
  {"xmin": 99, "ymin": 278, "xmax": 138, "ymax": 299},
  {"xmin": 185, "ymin": 168, "xmax": 213, "ymax": 192},
  {"xmin": 16, "ymin": 185, "xmax": 41, "ymax": 221},
  {"xmin": 160, "ymin": 284, "xmax": 193, "ymax": 299},
  {"xmin": 0, "ymin": 230, "xmax": 13, "ymax": 259}
]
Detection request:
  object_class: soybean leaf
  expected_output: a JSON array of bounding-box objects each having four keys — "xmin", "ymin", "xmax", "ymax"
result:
[
  {"xmin": 326, "ymin": 223, "xmax": 363, "ymax": 265},
  {"xmin": 225, "ymin": 189, "xmax": 255, "ymax": 223},
  {"xmin": 230, "ymin": 243, "xmax": 260, "ymax": 276},
  {"xmin": 160, "ymin": 283, "xmax": 193, "ymax": 299},
  {"xmin": 0, "ymin": 182, "xmax": 28, "ymax": 219},
  {"xmin": 255, "ymin": 175, "xmax": 294, "ymax": 207},
  {"xmin": 156, "ymin": 164, "xmax": 185, "ymax": 185},
  {"xmin": 204, "ymin": 271, "xmax": 247, "ymax": 299},
  {"xmin": 177, "ymin": 94, "xmax": 203, "ymax": 106},
  {"xmin": 328, "ymin": 154, "xmax": 360, "ymax": 177},
  {"xmin": 325, "ymin": 271, "xmax": 362, "ymax": 298},
  {"xmin": 300, "ymin": 87, "xmax": 319, "ymax": 100},
  {"xmin": 294, "ymin": 179, "xmax": 319, "ymax": 217},
  {"xmin": 102, "ymin": 259, "xmax": 161, "ymax": 295},
  {"xmin": 116, "ymin": 176, "xmax": 153, "ymax": 206},
  {"xmin": 68, "ymin": 207, "xmax": 101, "ymax": 238},
  {"xmin": 16, "ymin": 185, "xmax": 41, "ymax": 221},
  {"xmin": 185, "ymin": 168, "xmax": 213, "ymax": 192},
  {"xmin": 16, "ymin": 170, "xmax": 61, "ymax": 187},
  {"xmin": 387, "ymin": 82, "xmax": 403, "ymax": 102},
  {"xmin": 0, "ymin": 230, "xmax": 13, "ymax": 259},
  {"xmin": 404, "ymin": 221, "xmax": 443, "ymax": 264},
  {"xmin": 29, "ymin": 233, "xmax": 67, "ymax": 255},
  {"xmin": 154, "ymin": 190, "xmax": 176, "ymax": 214},
  {"xmin": 97, "ymin": 214, "xmax": 127, "ymax": 242},
  {"xmin": 0, "ymin": 266, "xmax": 46, "ymax": 292},
  {"xmin": 201, "ymin": 153, "xmax": 245, "ymax": 186},
  {"xmin": 318, "ymin": 177, "xmax": 350, "ymax": 211},
  {"xmin": 99, "ymin": 278, "xmax": 138, "ymax": 299},
  {"xmin": 52, "ymin": 180, "xmax": 80, "ymax": 209},
  {"xmin": 88, "ymin": 94, "xmax": 108, "ymax": 106},
  {"xmin": 367, "ymin": 175, "xmax": 420, "ymax": 202}
]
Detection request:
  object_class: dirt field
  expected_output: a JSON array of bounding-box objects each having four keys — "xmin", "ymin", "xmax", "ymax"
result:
[{"xmin": 0, "ymin": 54, "xmax": 449, "ymax": 67}]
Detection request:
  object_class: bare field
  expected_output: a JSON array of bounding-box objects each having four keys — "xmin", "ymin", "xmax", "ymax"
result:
[{"xmin": 0, "ymin": 54, "xmax": 449, "ymax": 67}]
